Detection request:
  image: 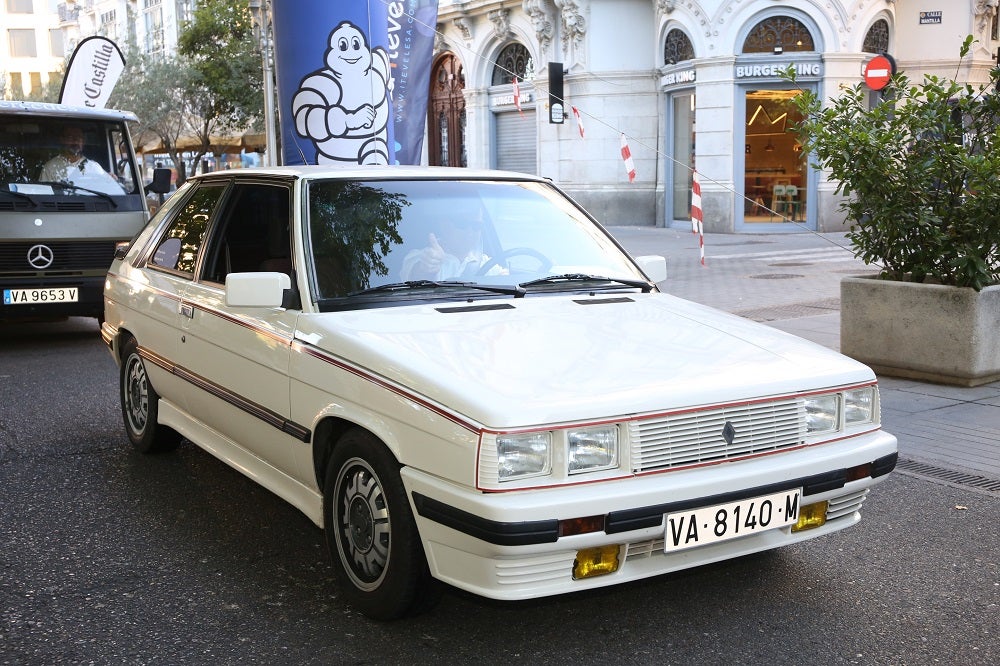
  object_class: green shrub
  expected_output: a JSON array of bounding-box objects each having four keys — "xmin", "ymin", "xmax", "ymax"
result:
[{"xmin": 789, "ymin": 36, "xmax": 1000, "ymax": 291}]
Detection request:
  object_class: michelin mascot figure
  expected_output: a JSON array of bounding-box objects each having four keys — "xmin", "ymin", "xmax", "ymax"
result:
[{"xmin": 292, "ymin": 22, "xmax": 393, "ymax": 165}]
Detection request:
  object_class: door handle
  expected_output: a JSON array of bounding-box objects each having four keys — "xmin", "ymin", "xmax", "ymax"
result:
[{"xmin": 179, "ymin": 303, "xmax": 194, "ymax": 318}]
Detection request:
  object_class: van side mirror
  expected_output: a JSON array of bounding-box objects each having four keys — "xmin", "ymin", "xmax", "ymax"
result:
[{"xmin": 146, "ymin": 168, "xmax": 172, "ymax": 195}]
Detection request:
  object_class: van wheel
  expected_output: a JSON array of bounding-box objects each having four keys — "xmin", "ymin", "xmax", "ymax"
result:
[
  {"xmin": 324, "ymin": 428, "xmax": 439, "ymax": 620},
  {"xmin": 120, "ymin": 336, "xmax": 181, "ymax": 453}
]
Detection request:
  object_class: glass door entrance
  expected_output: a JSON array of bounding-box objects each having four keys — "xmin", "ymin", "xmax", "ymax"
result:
[{"xmin": 743, "ymin": 89, "xmax": 807, "ymax": 225}]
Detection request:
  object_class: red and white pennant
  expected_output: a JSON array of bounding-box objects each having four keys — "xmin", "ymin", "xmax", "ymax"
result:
[
  {"xmin": 512, "ymin": 76, "xmax": 524, "ymax": 117},
  {"xmin": 572, "ymin": 106, "xmax": 585, "ymax": 138},
  {"xmin": 691, "ymin": 170, "xmax": 705, "ymax": 266},
  {"xmin": 620, "ymin": 133, "xmax": 636, "ymax": 183}
]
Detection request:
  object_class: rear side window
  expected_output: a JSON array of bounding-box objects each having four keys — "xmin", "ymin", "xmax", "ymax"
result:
[{"xmin": 149, "ymin": 184, "xmax": 227, "ymax": 274}]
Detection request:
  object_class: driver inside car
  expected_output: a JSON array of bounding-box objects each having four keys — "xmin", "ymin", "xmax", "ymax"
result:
[{"xmin": 400, "ymin": 213, "xmax": 507, "ymax": 281}]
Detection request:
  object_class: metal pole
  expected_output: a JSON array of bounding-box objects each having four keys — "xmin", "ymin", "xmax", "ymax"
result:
[{"xmin": 250, "ymin": 0, "xmax": 278, "ymax": 166}]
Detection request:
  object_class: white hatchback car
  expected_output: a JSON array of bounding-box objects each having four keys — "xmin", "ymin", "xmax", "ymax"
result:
[{"xmin": 103, "ymin": 166, "xmax": 897, "ymax": 619}]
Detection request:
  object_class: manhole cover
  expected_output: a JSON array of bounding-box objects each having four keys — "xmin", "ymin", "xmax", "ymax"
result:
[{"xmin": 748, "ymin": 273, "xmax": 804, "ymax": 280}]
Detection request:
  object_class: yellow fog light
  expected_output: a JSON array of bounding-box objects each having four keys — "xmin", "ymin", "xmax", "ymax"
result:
[
  {"xmin": 573, "ymin": 545, "xmax": 621, "ymax": 580},
  {"xmin": 791, "ymin": 501, "xmax": 828, "ymax": 533}
]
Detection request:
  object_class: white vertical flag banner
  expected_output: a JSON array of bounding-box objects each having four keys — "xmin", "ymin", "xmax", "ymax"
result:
[
  {"xmin": 620, "ymin": 133, "xmax": 636, "ymax": 183},
  {"xmin": 59, "ymin": 36, "xmax": 126, "ymax": 108},
  {"xmin": 513, "ymin": 76, "xmax": 524, "ymax": 117}
]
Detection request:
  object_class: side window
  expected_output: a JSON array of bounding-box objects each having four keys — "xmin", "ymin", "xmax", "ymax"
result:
[
  {"xmin": 149, "ymin": 184, "xmax": 227, "ymax": 274},
  {"xmin": 200, "ymin": 183, "xmax": 292, "ymax": 284}
]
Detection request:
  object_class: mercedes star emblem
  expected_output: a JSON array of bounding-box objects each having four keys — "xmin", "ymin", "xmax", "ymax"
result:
[{"xmin": 27, "ymin": 244, "xmax": 54, "ymax": 269}]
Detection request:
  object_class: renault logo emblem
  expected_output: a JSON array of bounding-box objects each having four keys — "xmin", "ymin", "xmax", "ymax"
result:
[
  {"xmin": 27, "ymin": 244, "xmax": 54, "ymax": 269},
  {"xmin": 722, "ymin": 421, "xmax": 736, "ymax": 447}
]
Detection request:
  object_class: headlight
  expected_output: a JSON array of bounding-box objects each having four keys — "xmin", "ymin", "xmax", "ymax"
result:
[
  {"xmin": 497, "ymin": 432, "xmax": 551, "ymax": 481},
  {"xmin": 844, "ymin": 387, "xmax": 877, "ymax": 425},
  {"xmin": 568, "ymin": 426, "xmax": 619, "ymax": 474},
  {"xmin": 804, "ymin": 394, "xmax": 839, "ymax": 434}
]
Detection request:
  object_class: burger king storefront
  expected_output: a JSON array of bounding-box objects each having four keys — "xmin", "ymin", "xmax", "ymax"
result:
[{"xmin": 734, "ymin": 57, "xmax": 821, "ymax": 232}]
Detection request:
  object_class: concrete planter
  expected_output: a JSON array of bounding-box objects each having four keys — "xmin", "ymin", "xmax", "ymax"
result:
[{"xmin": 841, "ymin": 276, "xmax": 1000, "ymax": 386}]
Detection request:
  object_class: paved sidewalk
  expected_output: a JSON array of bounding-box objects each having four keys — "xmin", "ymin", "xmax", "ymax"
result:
[{"xmin": 608, "ymin": 226, "xmax": 1000, "ymax": 492}]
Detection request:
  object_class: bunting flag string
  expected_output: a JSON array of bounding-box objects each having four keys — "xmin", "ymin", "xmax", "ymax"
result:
[
  {"xmin": 513, "ymin": 76, "xmax": 524, "ymax": 117},
  {"xmin": 620, "ymin": 134, "xmax": 636, "ymax": 183},
  {"xmin": 691, "ymin": 170, "xmax": 705, "ymax": 265},
  {"xmin": 572, "ymin": 106, "xmax": 585, "ymax": 138}
]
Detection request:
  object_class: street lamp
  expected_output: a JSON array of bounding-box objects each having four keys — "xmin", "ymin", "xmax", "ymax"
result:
[{"xmin": 249, "ymin": 0, "xmax": 278, "ymax": 166}]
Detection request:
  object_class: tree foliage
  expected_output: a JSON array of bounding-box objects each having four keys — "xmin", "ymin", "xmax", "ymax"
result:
[
  {"xmin": 109, "ymin": 47, "xmax": 200, "ymax": 184},
  {"xmin": 109, "ymin": 0, "xmax": 264, "ymax": 185},
  {"xmin": 790, "ymin": 36, "xmax": 1000, "ymax": 291},
  {"xmin": 177, "ymin": 0, "xmax": 263, "ymax": 134}
]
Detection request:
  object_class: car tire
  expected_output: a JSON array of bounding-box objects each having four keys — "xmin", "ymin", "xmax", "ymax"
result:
[
  {"xmin": 324, "ymin": 428, "xmax": 440, "ymax": 620},
  {"xmin": 119, "ymin": 336, "xmax": 182, "ymax": 454}
]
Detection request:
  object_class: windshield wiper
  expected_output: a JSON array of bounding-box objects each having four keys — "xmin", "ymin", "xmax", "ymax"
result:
[
  {"xmin": 519, "ymin": 273, "xmax": 654, "ymax": 292},
  {"xmin": 38, "ymin": 181, "xmax": 118, "ymax": 208},
  {"xmin": 0, "ymin": 188, "xmax": 38, "ymax": 208},
  {"xmin": 348, "ymin": 280, "xmax": 526, "ymax": 298}
]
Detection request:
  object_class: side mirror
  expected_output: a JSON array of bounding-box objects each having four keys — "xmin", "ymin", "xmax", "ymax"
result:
[
  {"xmin": 146, "ymin": 167, "xmax": 172, "ymax": 195},
  {"xmin": 634, "ymin": 255, "xmax": 667, "ymax": 283},
  {"xmin": 225, "ymin": 272, "xmax": 291, "ymax": 308}
]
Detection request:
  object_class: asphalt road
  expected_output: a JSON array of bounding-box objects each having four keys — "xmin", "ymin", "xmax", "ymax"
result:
[{"xmin": 1, "ymin": 315, "xmax": 997, "ymax": 666}]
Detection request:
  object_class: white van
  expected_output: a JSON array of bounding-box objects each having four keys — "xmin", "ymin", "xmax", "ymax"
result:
[{"xmin": 0, "ymin": 100, "xmax": 169, "ymax": 322}]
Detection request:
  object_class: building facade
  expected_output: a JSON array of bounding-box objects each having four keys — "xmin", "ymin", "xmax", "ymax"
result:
[
  {"xmin": 1, "ymin": 0, "xmax": 194, "ymax": 100},
  {"xmin": 432, "ymin": 0, "xmax": 1000, "ymax": 232},
  {"xmin": 6, "ymin": 1, "xmax": 999, "ymax": 232}
]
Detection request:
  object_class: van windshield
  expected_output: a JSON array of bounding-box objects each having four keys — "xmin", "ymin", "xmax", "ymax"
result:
[{"xmin": 0, "ymin": 116, "xmax": 138, "ymax": 198}]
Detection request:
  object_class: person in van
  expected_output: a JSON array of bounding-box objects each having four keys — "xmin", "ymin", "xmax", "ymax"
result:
[{"xmin": 39, "ymin": 125, "xmax": 124, "ymax": 195}]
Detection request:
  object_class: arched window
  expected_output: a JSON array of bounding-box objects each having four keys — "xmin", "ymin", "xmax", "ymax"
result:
[
  {"xmin": 742, "ymin": 16, "xmax": 814, "ymax": 53},
  {"xmin": 491, "ymin": 43, "xmax": 532, "ymax": 85},
  {"xmin": 863, "ymin": 19, "xmax": 890, "ymax": 54},
  {"xmin": 664, "ymin": 28, "xmax": 694, "ymax": 65}
]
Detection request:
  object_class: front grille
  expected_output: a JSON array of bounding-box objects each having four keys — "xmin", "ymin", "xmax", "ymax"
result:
[
  {"xmin": 0, "ymin": 241, "xmax": 116, "ymax": 273},
  {"xmin": 0, "ymin": 200, "xmax": 106, "ymax": 212},
  {"xmin": 630, "ymin": 398, "xmax": 806, "ymax": 473}
]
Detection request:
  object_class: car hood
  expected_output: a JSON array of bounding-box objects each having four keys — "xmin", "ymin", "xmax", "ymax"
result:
[{"xmin": 294, "ymin": 292, "xmax": 874, "ymax": 428}]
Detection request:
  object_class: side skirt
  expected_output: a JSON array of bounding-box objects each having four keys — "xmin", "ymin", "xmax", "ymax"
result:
[{"xmin": 157, "ymin": 399, "xmax": 324, "ymax": 528}]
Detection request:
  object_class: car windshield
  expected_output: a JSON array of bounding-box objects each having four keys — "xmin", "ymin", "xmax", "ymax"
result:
[
  {"xmin": 0, "ymin": 116, "xmax": 136, "ymax": 198},
  {"xmin": 305, "ymin": 178, "xmax": 646, "ymax": 304}
]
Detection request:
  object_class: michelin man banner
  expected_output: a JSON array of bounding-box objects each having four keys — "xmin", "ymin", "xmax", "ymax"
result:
[{"xmin": 272, "ymin": 0, "xmax": 439, "ymax": 166}]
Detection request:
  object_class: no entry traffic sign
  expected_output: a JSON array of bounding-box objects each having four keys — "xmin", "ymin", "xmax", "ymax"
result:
[{"xmin": 863, "ymin": 54, "xmax": 896, "ymax": 91}]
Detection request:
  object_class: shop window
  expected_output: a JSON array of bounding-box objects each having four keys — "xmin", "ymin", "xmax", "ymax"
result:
[
  {"xmin": 664, "ymin": 29, "xmax": 694, "ymax": 65},
  {"xmin": 744, "ymin": 90, "xmax": 807, "ymax": 224},
  {"xmin": 492, "ymin": 43, "xmax": 532, "ymax": 86},
  {"xmin": 742, "ymin": 17, "xmax": 814, "ymax": 54},
  {"xmin": 670, "ymin": 93, "xmax": 695, "ymax": 221},
  {"xmin": 863, "ymin": 19, "xmax": 890, "ymax": 54}
]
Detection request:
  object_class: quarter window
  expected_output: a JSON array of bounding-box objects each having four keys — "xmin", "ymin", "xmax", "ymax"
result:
[{"xmin": 149, "ymin": 184, "xmax": 226, "ymax": 274}]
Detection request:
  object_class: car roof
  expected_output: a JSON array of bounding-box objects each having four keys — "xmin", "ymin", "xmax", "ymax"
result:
[
  {"xmin": 0, "ymin": 100, "xmax": 139, "ymax": 122},
  {"xmin": 188, "ymin": 165, "xmax": 549, "ymax": 184}
]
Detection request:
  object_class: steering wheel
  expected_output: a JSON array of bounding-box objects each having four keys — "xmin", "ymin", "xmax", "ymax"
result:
[{"xmin": 476, "ymin": 247, "xmax": 553, "ymax": 276}]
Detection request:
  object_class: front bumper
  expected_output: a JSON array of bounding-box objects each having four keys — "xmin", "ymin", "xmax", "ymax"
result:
[{"xmin": 403, "ymin": 430, "xmax": 897, "ymax": 600}]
